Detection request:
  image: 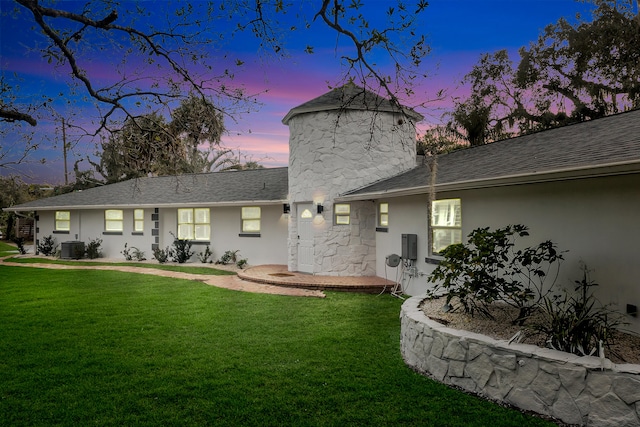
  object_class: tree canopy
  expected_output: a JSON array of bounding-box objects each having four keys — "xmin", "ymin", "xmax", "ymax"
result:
[
  {"xmin": 444, "ymin": 0, "xmax": 640, "ymax": 147},
  {"xmin": 1, "ymin": 0, "xmax": 430, "ymax": 172}
]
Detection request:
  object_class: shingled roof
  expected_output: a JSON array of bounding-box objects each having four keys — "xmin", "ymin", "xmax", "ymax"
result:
[
  {"xmin": 282, "ymin": 82, "xmax": 423, "ymax": 124},
  {"xmin": 7, "ymin": 167, "xmax": 289, "ymax": 211},
  {"xmin": 339, "ymin": 108, "xmax": 640, "ymax": 200}
]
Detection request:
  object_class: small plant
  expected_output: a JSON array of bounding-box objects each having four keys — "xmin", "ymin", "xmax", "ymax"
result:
[
  {"xmin": 236, "ymin": 258, "xmax": 248, "ymax": 269},
  {"xmin": 198, "ymin": 245, "xmax": 213, "ymax": 263},
  {"xmin": 427, "ymin": 225, "xmax": 563, "ymax": 324},
  {"xmin": 170, "ymin": 232, "xmax": 194, "ymax": 264},
  {"xmin": 535, "ymin": 265, "xmax": 626, "ymax": 358},
  {"xmin": 153, "ymin": 247, "xmax": 170, "ymax": 264},
  {"xmin": 85, "ymin": 237, "xmax": 103, "ymax": 259},
  {"xmin": 37, "ymin": 235, "xmax": 57, "ymax": 256},
  {"xmin": 122, "ymin": 243, "xmax": 146, "ymax": 261},
  {"xmin": 12, "ymin": 237, "xmax": 27, "ymax": 255},
  {"xmin": 217, "ymin": 249, "xmax": 240, "ymax": 265}
]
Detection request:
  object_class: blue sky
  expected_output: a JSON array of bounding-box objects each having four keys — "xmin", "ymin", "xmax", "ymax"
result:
[{"xmin": 0, "ymin": 0, "xmax": 594, "ymax": 183}]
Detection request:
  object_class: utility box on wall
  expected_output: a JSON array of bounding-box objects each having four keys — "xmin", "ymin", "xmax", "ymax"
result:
[{"xmin": 401, "ymin": 234, "xmax": 417, "ymax": 260}]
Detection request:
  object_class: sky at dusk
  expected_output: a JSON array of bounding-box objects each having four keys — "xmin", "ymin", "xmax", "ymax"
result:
[{"xmin": 0, "ymin": 0, "xmax": 595, "ymax": 183}]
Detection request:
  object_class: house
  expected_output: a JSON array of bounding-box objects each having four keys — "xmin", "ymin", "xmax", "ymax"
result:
[{"xmin": 6, "ymin": 83, "xmax": 640, "ymax": 333}]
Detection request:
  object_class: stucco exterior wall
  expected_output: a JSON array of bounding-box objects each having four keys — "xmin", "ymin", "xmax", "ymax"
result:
[
  {"xmin": 35, "ymin": 205, "xmax": 288, "ymax": 266},
  {"xmin": 287, "ymin": 109, "xmax": 417, "ymax": 275},
  {"xmin": 376, "ymin": 173, "xmax": 640, "ymax": 334}
]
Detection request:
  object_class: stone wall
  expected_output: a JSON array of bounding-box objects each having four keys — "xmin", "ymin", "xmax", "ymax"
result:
[{"xmin": 400, "ymin": 295, "xmax": 640, "ymax": 427}]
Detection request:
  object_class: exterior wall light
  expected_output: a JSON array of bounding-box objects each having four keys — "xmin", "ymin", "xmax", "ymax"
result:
[
  {"xmin": 316, "ymin": 204, "xmax": 324, "ymax": 214},
  {"xmin": 283, "ymin": 203, "xmax": 291, "ymax": 214}
]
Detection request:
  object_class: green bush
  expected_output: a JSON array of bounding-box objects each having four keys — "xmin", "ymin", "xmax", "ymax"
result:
[
  {"xmin": 198, "ymin": 245, "xmax": 213, "ymax": 263},
  {"xmin": 236, "ymin": 258, "xmax": 248, "ymax": 269},
  {"xmin": 153, "ymin": 247, "xmax": 170, "ymax": 264},
  {"xmin": 535, "ymin": 265, "xmax": 625, "ymax": 357},
  {"xmin": 12, "ymin": 236, "xmax": 27, "ymax": 255},
  {"xmin": 121, "ymin": 243, "xmax": 146, "ymax": 261},
  {"xmin": 169, "ymin": 233, "xmax": 194, "ymax": 264},
  {"xmin": 428, "ymin": 225, "xmax": 563, "ymax": 325},
  {"xmin": 37, "ymin": 235, "xmax": 57, "ymax": 256},
  {"xmin": 85, "ymin": 238, "xmax": 103, "ymax": 259},
  {"xmin": 217, "ymin": 249, "xmax": 239, "ymax": 265}
]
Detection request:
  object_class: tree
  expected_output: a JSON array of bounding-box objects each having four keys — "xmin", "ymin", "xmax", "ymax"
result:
[
  {"xmin": 447, "ymin": 0, "xmax": 640, "ymax": 145},
  {"xmin": 1, "ymin": 0, "xmax": 430, "ymax": 170}
]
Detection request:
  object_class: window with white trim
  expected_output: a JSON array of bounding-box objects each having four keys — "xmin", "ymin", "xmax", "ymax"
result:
[
  {"xmin": 431, "ymin": 199, "xmax": 462, "ymax": 254},
  {"xmin": 334, "ymin": 203, "xmax": 350, "ymax": 225},
  {"xmin": 378, "ymin": 202, "xmax": 389, "ymax": 227},
  {"xmin": 55, "ymin": 211, "xmax": 70, "ymax": 231},
  {"xmin": 134, "ymin": 209, "xmax": 144, "ymax": 232},
  {"xmin": 177, "ymin": 208, "xmax": 210, "ymax": 240},
  {"xmin": 105, "ymin": 209, "xmax": 124, "ymax": 232},
  {"xmin": 241, "ymin": 207, "xmax": 261, "ymax": 233}
]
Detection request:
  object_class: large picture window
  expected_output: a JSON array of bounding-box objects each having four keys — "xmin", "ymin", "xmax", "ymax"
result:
[
  {"xmin": 55, "ymin": 211, "xmax": 70, "ymax": 231},
  {"xmin": 177, "ymin": 208, "xmax": 210, "ymax": 240},
  {"xmin": 431, "ymin": 199, "xmax": 462, "ymax": 254},
  {"xmin": 105, "ymin": 209, "xmax": 124, "ymax": 232},
  {"xmin": 241, "ymin": 207, "xmax": 261, "ymax": 233}
]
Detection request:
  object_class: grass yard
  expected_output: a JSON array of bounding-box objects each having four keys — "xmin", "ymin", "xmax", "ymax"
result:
[
  {"xmin": 0, "ymin": 266, "xmax": 555, "ymax": 426},
  {"xmin": 0, "ymin": 241, "xmax": 19, "ymax": 257}
]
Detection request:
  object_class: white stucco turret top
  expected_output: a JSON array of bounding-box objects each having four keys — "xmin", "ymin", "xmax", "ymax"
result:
[{"xmin": 282, "ymin": 82, "xmax": 423, "ymax": 125}]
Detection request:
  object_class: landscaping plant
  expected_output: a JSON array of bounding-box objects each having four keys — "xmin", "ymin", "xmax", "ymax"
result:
[
  {"xmin": 37, "ymin": 235, "xmax": 57, "ymax": 256},
  {"xmin": 153, "ymin": 247, "xmax": 170, "ymax": 264},
  {"xmin": 84, "ymin": 238, "xmax": 103, "ymax": 259},
  {"xmin": 198, "ymin": 245, "xmax": 213, "ymax": 263},
  {"xmin": 217, "ymin": 249, "xmax": 240, "ymax": 265},
  {"xmin": 428, "ymin": 225, "xmax": 563, "ymax": 324},
  {"xmin": 122, "ymin": 243, "xmax": 146, "ymax": 261},
  {"xmin": 535, "ymin": 265, "xmax": 626, "ymax": 357},
  {"xmin": 11, "ymin": 236, "xmax": 27, "ymax": 255},
  {"xmin": 169, "ymin": 233, "xmax": 194, "ymax": 263}
]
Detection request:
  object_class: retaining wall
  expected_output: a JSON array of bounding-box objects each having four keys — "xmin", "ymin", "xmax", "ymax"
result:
[{"xmin": 400, "ymin": 295, "xmax": 640, "ymax": 426}]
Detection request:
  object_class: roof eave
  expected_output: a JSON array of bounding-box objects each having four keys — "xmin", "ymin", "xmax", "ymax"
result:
[
  {"xmin": 335, "ymin": 161, "xmax": 640, "ymax": 202},
  {"xmin": 3, "ymin": 199, "xmax": 290, "ymax": 212}
]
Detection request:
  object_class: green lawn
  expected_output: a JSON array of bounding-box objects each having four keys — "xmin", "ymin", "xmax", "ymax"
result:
[
  {"xmin": 0, "ymin": 266, "xmax": 554, "ymax": 426},
  {"xmin": 0, "ymin": 241, "xmax": 19, "ymax": 257}
]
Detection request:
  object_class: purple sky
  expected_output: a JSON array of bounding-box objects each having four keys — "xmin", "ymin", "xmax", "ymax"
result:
[{"xmin": 0, "ymin": 0, "xmax": 594, "ymax": 183}]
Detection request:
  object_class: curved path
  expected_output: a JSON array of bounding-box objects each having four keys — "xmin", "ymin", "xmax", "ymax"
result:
[{"xmin": 0, "ymin": 257, "xmax": 325, "ymax": 298}]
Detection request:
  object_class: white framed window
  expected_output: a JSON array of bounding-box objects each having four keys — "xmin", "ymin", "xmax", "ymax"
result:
[
  {"xmin": 431, "ymin": 199, "xmax": 462, "ymax": 254},
  {"xmin": 241, "ymin": 207, "xmax": 261, "ymax": 233},
  {"xmin": 334, "ymin": 203, "xmax": 350, "ymax": 225},
  {"xmin": 378, "ymin": 202, "xmax": 389, "ymax": 227},
  {"xmin": 177, "ymin": 208, "xmax": 210, "ymax": 240},
  {"xmin": 105, "ymin": 209, "xmax": 124, "ymax": 232},
  {"xmin": 55, "ymin": 211, "xmax": 70, "ymax": 231},
  {"xmin": 134, "ymin": 209, "xmax": 144, "ymax": 232}
]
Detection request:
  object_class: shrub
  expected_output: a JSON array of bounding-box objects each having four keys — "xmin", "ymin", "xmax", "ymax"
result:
[
  {"xmin": 427, "ymin": 225, "xmax": 563, "ymax": 324},
  {"xmin": 236, "ymin": 258, "xmax": 248, "ymax": 269},
  {"xmin": 12, "ymin": 237, "xmax": 27, "ymax": 255},
  {"xmin": 122, "ymin": 243, "xmax": 146, "ymax": 261},
  {"xmin": 85, "ymin": 238, "xmax": 103, "ymax": 259},
  {"xmin": 535, "ymin": 265, "xmax": 626, "ymax": 357},
  {"xmin": 217, "ymin": 250, "xmax": 239, "ymax": 265},
  {"xmin": 198, "ymin": 245, "xmax": 213, "ymax": 263},
  {"xmin": 170, "ymin": 233, "xmax": 194, "ymax": 264},
  {"xmin": 153, "ymin": 247, "xmax": 170, "ymax": 264},
  {"xmin": 37, "ymin": 235, "xmax": 57, "ymax": 256}
]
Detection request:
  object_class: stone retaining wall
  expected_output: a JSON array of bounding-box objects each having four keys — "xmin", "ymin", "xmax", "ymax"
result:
[{"xmin": 400, "ymin": 295, "xmax": 640, "ymax": 426}]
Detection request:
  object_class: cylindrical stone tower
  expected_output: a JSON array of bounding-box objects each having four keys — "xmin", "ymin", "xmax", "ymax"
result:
[{"xmin": 282, "ymin": 83, "xmax": 423, "ymax": 276}]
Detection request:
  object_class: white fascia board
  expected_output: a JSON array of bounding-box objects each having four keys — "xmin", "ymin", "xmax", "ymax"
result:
[
  {"xmin": 4, "ymin": 199, "xmax": 289, "ymax": 212},
  {"xmin": 335, "ymin": 161, "xmax": 640, "ymax": 202}
]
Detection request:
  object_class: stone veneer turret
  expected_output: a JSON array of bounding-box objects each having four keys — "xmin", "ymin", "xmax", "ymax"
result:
[{"xmin": 282, "ymin": 83, "xmax": 423, "ymax": 275}]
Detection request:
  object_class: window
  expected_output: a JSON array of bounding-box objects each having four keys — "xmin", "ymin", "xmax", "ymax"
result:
[
  {"xmin": 334, "ymin": 203, "xmax": 350, "ymax": 225},
  {"xmin": 177, "ymin": 208, "xmax": 210, "ymax": 240},
  {"xmin": 378, "ymin": 203, "xmax": 389, "ymax": 227},
  {"xmin": 241, "ymin": 207, "xmax": 261, "ymax": 233},
  {"xmin": 55, "ymin": 211, "xmax": 70, "ymax": 231},
  {"xmin": 105, "ymin": 209, "xmax": 124, "ymax": 232},
  {"xmin": 134, "ymin": 209, "xmax": 144, "ymax": 232},
  {"xmin": 431, "ymin": 199, "xmax": 462, "ymax": 254}
]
